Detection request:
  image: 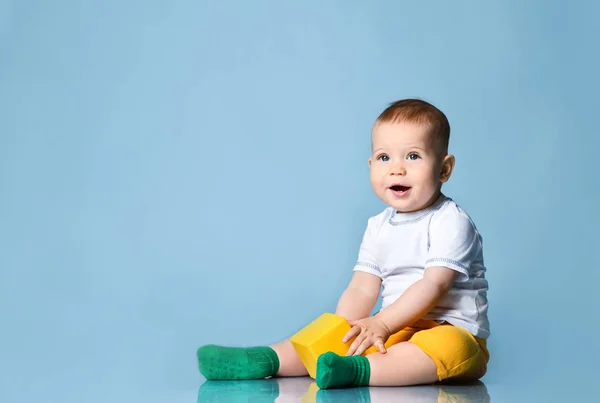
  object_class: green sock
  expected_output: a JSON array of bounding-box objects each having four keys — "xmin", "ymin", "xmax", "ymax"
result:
[
  {"xmin": 196, "ymin": 345, "xmax": 280, "ymax": 380},
  {"xmin": 316, "ymin": 352, "xmax": 370, "ymax": 389}
]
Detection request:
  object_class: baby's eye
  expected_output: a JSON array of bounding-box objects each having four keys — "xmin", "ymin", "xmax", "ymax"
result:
[
  {"xmin": 407, "ymin": 153, "xmax": 420, "ymax": 161},
  {"xmin": 377, "ymin": 154, "xmax": 390, "ymax": 162}
]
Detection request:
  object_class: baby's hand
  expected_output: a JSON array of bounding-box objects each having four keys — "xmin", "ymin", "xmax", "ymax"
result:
[{"xmin": 343, "ymin": 316, "xmax": 392, "ymax": 356}]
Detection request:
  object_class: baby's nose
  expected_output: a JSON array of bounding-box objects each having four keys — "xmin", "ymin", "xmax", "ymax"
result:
[{"xmin": 390, "ymin": 165, "xmax": 406, "ymax": 175}]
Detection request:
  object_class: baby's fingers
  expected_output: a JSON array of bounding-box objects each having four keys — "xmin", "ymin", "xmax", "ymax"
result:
[
  {"xmin": 342, "ymin": 325, "xmax": 361, "ymax": 343},
  {"xmin": 375, "ymin": 340, "xmax": 387, "ymax": 354},
  {"xmin": 346, "ymin": 332, "xmax": 366, "ymax": 356},
  {"xmin": 353, "ymin": 337, "xmax": 375, "ymax": 356}
]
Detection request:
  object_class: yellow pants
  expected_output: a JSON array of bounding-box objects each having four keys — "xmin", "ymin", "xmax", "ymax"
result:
[{"xmin": 368, "ymin": 320, "xmax": 489, "ymax": 382}]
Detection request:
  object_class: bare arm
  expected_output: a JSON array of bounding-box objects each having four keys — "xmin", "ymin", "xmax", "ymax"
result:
[
  {"xmin": 343, "ymin": 266, "xmax": 459, "ymax": 356},
  {"xmin": 375, "ymin": 266, "xmax": 458, "ymax": 334},
  {"xmin": 335, "ymin": 271, "xmax": 382, "ymax": 321}
]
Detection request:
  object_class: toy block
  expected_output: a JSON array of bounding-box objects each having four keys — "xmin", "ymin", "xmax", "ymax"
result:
[
  {"xmin": 290, "ymin": 313, "xmax": 351, "ymax": 378},
  {"xmin": 290, "ymin": 313, "xmax": 386, "ymax": 378}
]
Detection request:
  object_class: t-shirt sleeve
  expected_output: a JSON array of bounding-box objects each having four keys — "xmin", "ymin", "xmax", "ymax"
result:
[
  {"xmin": 353, "ymin": 216, "xmax": 383, "ymax": 278},
  {"xmin": 425, "ymin": 205, "xmax": 482, "ymax": 283}
]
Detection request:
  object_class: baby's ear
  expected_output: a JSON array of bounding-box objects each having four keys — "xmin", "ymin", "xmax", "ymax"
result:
[
  {"xmin": 368, "ymin": 158, "xmax": 372, "ymax": 168},
  {"xmin": 440, "ymin": 154, "xmax": 455, "ymax": 182}
]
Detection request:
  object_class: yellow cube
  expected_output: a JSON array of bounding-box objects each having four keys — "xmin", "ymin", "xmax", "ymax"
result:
[
  {"xmin": 290, "ymin": 313, "xmax": 395, "ymax": 379},
  {"xmin": 290, "ymin": 313, "xmax": 351, "ymax": 378}
]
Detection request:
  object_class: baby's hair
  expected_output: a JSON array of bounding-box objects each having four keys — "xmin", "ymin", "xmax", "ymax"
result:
[{"xmin": 375, "ymin": 99, "xmax": 450, "ymax": 154}]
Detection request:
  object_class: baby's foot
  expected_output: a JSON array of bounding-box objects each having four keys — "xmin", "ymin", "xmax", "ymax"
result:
[
  {"xmin": 196, "ymin": 345, "xmax": 279, "ymax": 380},
  {"xmin": 315, "ymin": 352, "xmax": 370, "ymax": 389}
]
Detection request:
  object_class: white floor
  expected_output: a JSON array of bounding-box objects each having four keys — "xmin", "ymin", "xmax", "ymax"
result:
[
  {"xmin": 197, "ymin": 376, "xmax": 489, "ymax": 402},
  {"xmin": 195, "ymin": 375, "xmax": 597, "ymax": 402}
]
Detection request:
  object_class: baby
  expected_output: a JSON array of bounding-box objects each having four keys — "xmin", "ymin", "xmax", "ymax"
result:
[{"xmin": 197, "ymin": 99, "xmax": 490, "ymax": 389}]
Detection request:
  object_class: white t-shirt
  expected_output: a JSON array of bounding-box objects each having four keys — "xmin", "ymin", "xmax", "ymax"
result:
[{"xmin": 354, "ymin": 194, "xmax": 490, "ymax": 339}]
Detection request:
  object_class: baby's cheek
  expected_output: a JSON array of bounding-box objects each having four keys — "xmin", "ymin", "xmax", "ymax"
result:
[{"xmin": 370, "ymin": 175, "xmax": 382, "ymax": 187}]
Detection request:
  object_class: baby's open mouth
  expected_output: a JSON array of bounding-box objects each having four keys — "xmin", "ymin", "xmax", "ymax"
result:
[{"xmin": 390, "ymin": 185, "xmax": 410, "ymax": 192}]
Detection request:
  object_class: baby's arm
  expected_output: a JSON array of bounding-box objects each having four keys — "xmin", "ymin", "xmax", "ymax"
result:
[
  {"xmin": 335, "ymin": 271, "xmax": 382, "ymax": 321},
  {"xmin": 376, "ymin": 266, "xmax": 457, "ymax": 334},
  {"xmin": 376, "ymin": 206, "xmax": 481, "ymax": 334},
  {"xmin": 343, "ymin": 266, "xmax": 457, "ymax": 356}
]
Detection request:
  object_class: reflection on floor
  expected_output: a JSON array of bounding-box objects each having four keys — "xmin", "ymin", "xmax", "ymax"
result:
[{"xmin": 197, "ymin": 376, "xmax": 490, "ymax": 402}]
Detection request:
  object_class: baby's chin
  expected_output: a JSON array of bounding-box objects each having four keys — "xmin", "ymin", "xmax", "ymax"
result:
[{"xmin": 387, "ymin": 197, "xmax": 430, "ymax": 213}]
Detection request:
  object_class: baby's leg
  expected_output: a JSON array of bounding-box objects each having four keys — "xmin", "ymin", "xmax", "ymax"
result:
[
  {"xmin": 270, "ymin": 339, "xmax": 308, "ymax": 377},
  {"xmin": 367, "ymin": 342, "xmax": 438, "ymax": 386},
  {"xmin": 316, "ymin": 324, "xmax": 488, "ymax": 389},
  {"xmin": 315, "ymin": 342, "xmax": 437, "ymax": 389}
]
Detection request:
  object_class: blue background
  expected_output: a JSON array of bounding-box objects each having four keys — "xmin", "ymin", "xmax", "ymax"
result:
[{"xmin": 1, "ymin": 1, "xmax": 598, "ymax": 402}]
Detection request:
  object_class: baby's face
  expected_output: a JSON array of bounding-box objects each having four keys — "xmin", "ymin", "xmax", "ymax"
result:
[{"xmin": 369, "ymin": 121, "xmax": 448, "ymax": 213}]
